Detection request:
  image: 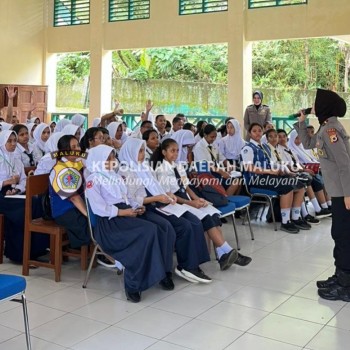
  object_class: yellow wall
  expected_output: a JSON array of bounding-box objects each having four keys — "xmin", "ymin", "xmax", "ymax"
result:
[
  {"xmin": 0, "ymin": 0, "xmax": 45, "ymax": 85},
  {"xmin": 3, "ymin": 0, "xmax": 350, "ymax": 120}
]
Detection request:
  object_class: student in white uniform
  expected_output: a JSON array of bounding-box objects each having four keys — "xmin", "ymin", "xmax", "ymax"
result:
[
  {"xmin": 118, "ymin": 138, "xmax": 213, "ymax": 284},
  {"xmin": 194, "ymin": 121, "xmax": 207, "ymax": 144},
  {"xmin": 54, "ymin": 119, "xmax": 71, "ymax": 133},
  {"xmin": 61, "ymin": 124, "xmax": 81, "ymax": 140},
  {"xmin": 142, "ymin": 129, "xmax": 159, "ymax": 165},
  {"xmin": 218, "ymin": 119, "xmax": 246, "ymax": 167},
  {"xmin": 12, "ymin": 124, "xmax": 36, "ymax": 168},
  {"xmin": 71, "ymin": 113, "xmax": 86, "ymax": 139},
  {"xmin": 32, "ymin": 123, "xmax": 51, "ymax": 164},
  {"xmin": 193, "ymin": 124, "xmax": 241, "ymax": 196},
  {"xmin": 107, "ymin": 121, "xmax": 127, "ymax": 155},
  {"xmin": 170, "ymin": 129, "xmax": 196, "ymax": 164},
  {"xmin": 86, "ymin": 144, "xmax": 175, "ymax": 303},
  {"xmin": 154, "ymin": 138, "xmax": 252, "ymax": 268}
]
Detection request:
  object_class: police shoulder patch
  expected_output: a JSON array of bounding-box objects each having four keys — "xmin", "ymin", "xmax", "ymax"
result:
[{"xmin": 326, "ymin": 128, "xmax": 338, "ymax": 144}]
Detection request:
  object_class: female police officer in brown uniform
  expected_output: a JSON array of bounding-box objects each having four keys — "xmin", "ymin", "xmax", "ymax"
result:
[
  {"xmin": 294, "ymin": 88, "xmax": 350, "ymax": 302},
  {"xmin": 244, "ymin": 90, "xmax": 272, "ymax": 141}
]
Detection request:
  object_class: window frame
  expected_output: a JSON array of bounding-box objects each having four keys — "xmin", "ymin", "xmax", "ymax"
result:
[
  {"xmin": 108, "ymin": 0, "xmax": 150, "ymax": 22},
  {"xmin": 179, "ymin": 0, "xmax": 228, "ymax": 16}
]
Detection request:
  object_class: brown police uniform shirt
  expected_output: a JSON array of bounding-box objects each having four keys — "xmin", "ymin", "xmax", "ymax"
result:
[
  {"xmin": 294, "ymin": 118, "xmax": 350, "ymax": 197},
  {"xmin": 244, "ymin": 104, "xmax": 272, "ymax": 140}
]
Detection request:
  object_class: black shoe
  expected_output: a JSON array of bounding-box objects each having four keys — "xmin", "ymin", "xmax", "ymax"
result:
[
  {"xmin": 316, "ymin": 275, "xmax": 338, "ymax": 289},
  {"xmin": 292, "ymin": 218, "xmax": 311, "ymax": 230},
  {"xmin": 159, "ymin": 273, "xmax": 175, "ymax": 291},
  {"xmin": 280, "ymin": 221, "xmax": 299, "ymax": 234},
  {"xmin": 315, "ymin": 208, "xmax": 332, "ymax": 219},
  {"xmin": 220, "ymin": 218, "xmax": 228, "ymax": 224},
  {"xmin": 234, "ymin": 253, "xmax": 252, "ymax": 266},
  {"xmin": 304, "ymin": 214, "xmax": 320, "ymax": 225},
  {"xmin": 219, "ymin": 249, "xmax": 238, "ymax": 271},
  {"xmin": 318, "ymin": 285, "xmax": 350, "ymax": 302},
  {"xmin": 125, "ymin": 290, "xmax": 141, "ymax": 303}
]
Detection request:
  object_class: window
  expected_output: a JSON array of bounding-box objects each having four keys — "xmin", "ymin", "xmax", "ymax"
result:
[
  {"xmin": 248, "ymin": 0, "xmax": 307, "ymax": 9},
  {"xmin": 54, "ymin": 0, "xmax": 90, "ymax": 27},
  {"xmin": 109, "ymin": 0, "xmax": 150, "ymax": 22},
  {"xmin": 179, "ymin": 0, "xmax": 228, "ymax": 16}
]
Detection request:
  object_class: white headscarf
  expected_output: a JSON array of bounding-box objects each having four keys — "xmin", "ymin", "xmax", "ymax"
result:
[
  {"xmin": 107, "ymin": 121, "xmax": 127, "ymax": 143},
  {"xmin": 26, "ymin": 122, "xmax": 36, "ymax": 142},
  {"xmin": 71, "ymin": 114, "xmax": 86, "ymax": 127},
  {"xmin": 0, "ymin": 130, "xmax": 17, "ymax": 175},
  {"xmin": 119, "ymin": 138, "xmax": 166, "ymax": 196},
  {"xmin": 44, "ymin": 132, "xmax": 64, "ymax": 153},
  {"xmin": 61, "ymin": 124, "xmax": 80, "ymax": 137},
  {"xmin": 86, "ymin": 144, "xmax": 115, "ymax": 174},
  {"xmin": 33, "ymin": 123, "xmax": 50, "ymax": 152},
  {"xmin": 220, "ymin": 119, "xmax": 246, "ymax": 159},
  {"xmin": 54, "ymin": 119, "xmax": 71, "ymax": 132},
  {"xmin": 29, "ymin": 116, "xmax": 40, "ymax": 124},
  {"xmin": 288, "ymin": 129, "xmax": 318, "ymax": 163},
  {"xmin": 171, "ymin": 130, "xmax": 195, "ymax": 163},
  {"xmin": 93, "ymin": 118, "xmax": 101, "ymax": 127},
  {"xmin": 0, "ymin": 122, "xmax": 13, "ymax": 131}
]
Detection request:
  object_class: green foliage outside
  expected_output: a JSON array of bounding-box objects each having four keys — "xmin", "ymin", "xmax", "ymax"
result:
[{"xmin": 56, "ymin": 38, "xmax": 350, "ymax": 116}]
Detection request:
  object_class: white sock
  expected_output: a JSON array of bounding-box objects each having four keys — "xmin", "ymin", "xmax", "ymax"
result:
[
  {"xmin": 311, "ymin": 198, "xmax": 321, "ymax": 212},
  {"xmin": 216, "ymin": 247, "xmax": 224, "ymax": 259},
  {"xmin": 321, "ymin": 202, "xmax": 328, "ymax": 209},
  {"xmin": 115, "ymin": 260, "xmax": 124, "ymax": 270},
  {"xmin": 281, "ymin": 208, "xmax": 291, "ymax": 224},
  {"xmin": 327, "ymin": 200, "xmax": 332, "ymax": 207},
  {"xmin": 301, "ymin": 202, "xmax": 308, "ymax": 218},
  {"xmin": 220, "ymin": 241, "xmax": 233, "ymax": 254},
  {"xmin": 292, "ymin": 207, "xmax": 301, "ymax": 220}
]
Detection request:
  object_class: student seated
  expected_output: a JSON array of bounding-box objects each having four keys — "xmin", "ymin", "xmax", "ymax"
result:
[
  {"xmin": 12, "ymin": 124, "xmax": 36, "ymax": 168},
  {"xmin": 193, "ymin": 124, "xmax": 241, "ymax": 196},
  {"xmin": 0, "ymin": 130, "xmax": 48, "ymax": 262},
  {"xmin": 49, "ymin": 135, "xmax": 90, "ymax": 251},
  {"xmin": 154, "ymin": 138, "xmax": 252, "ymax": 268},
  {"xmin": 119, "ymin": 138, "xmax": 213, "ymax": 283},
  {"xmin": 32, "ymin": 123, "xmax": 51, "ymax": 164},
  {"xmin": 241, "ymin": 123, "xmax": 309, "ymax": 233},
  {"xmin": 142, "ymin": 129, "xmax": 159, "ymax": 164},
  {"xmin": 86, "ymin": 145, "xmax": 175, "ymax": 303},
  {"xmin": 218, "ymin": 119, "xmax": 246, "ymax": 167}
]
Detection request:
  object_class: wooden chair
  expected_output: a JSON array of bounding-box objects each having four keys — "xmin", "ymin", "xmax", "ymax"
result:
[
  {"xmin": 22, "ymin": 174, "xmax": 89, "ymax": 282},
  {"xmin": 0, "ymin": 214, "xmax": 4, "ymax": 264}
]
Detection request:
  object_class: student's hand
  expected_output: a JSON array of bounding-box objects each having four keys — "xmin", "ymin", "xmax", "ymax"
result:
[
  {"xmin": 167, "ymin": 192, "xmax": 177, "ymax": 203},
  {"xmin": 157, "ymin": 194, "xmax": 173, "ymax": 204},
  {"xmin": 303, "ymin": 169, "xmax": 315, "ymax": 176},
  {"xmin": 198, "ymin": 198, "xmax": 208, "ymax": 207},
  {"xmin": 6, "ymin": 86, "xmax": 17, "ymax": 99},
  {"xmin": 135, "ymin": 206, "xmax": 146, "ymax": 215},
  {"xmin": 119, "ymin": 208, "xmax": 137, "ymax": 217},
  {"xmin": 189, "ymin": 199, "xmax": 204, "ymax": 209},
  {"xmin": 220, "ymin": 170, "xmax": 231, "ymax": 179},
  {"xmin": 269, "ymin": 169, "xmax": 280, "ymax": 176},
  {"xmin": 145, "ymin": 99, "xmax": 153, "ymax": 113},
  {"xmin": 344, "ymin": 197, "xmax": 350, "ymax": 210}
]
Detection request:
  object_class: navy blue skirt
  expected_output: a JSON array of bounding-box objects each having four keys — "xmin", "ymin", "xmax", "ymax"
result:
[{"xmin": 95, "ymin": 215, "xmax": 168, "ymax": 293}]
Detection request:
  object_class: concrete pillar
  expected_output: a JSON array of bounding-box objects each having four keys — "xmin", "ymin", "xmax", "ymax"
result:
[
  {"xmin": 227, "ymin": 0, "xmax": 252, "ymax": 125},
  {"xmin": 88, "ymin": 0, "xmax": 112, "ymax": 126}
]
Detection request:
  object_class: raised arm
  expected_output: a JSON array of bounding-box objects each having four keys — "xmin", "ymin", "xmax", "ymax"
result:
[{"xmin": 293, "ymin": 111, "xmax": 317, "ymax": 149}]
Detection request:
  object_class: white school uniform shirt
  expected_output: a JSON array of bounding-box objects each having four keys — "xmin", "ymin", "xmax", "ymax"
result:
[
  {"xmin": 155, "ymin": 160, "xmax": 189, "ymax": 194},
  {"xmin": 218, "ymin": 135, "xmax": 246, "ymax": 161},
  {"xmin": 267, "ymin": 143, "xmax": 290, "ymax": 172},
  {"xmin": 277, "ymin": 144, "xmax": 303, "ymax": 171},
  {"xmin": 34, "ymin": 154, "xmax": 56, "ymax": 175},
  {"xmin": 86, "ymin": 171, "xmax": 137, "ymax": 219},
  {"xmin": 14, "ymin": 143, "xmax": 35, "ymax": 167},
  {"xmin": 194, "ymin": 133, "xmax": 202, "ymax": 144},
  {"xmin": 0, "ymin": 152, "xmax": 26, "ymax": 193},
  {"xmin": 261, "ymin": 134, "xmax": 268, "ymax": 145},
  {"xmin": 144, "ymin": 146, "xmax": 153, "ymax": 164},
  {"xmin": 193, "ymin": 137, "xmax": 226, "ymax": 163}
]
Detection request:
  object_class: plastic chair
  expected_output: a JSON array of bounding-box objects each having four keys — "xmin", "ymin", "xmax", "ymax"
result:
[
  {"xmin": 242, "ymin": 172, "xmax": 279, "ymax": 231},
  {"xmin": 82, "ymin": 195, "xmax": 122, "ymax": 288},
  {"xmin": 0, "ymin": 274, "xmax": 31, "ymax": 350}
]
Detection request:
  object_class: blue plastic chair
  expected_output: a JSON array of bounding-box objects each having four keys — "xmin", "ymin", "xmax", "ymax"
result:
[
  {"xmin": 0, "ymin": 274, "xmax": 31, "ymax": 350},
  {"xmin": 242, "ymin": 171, "xmax": 279, "ymax": 231}
]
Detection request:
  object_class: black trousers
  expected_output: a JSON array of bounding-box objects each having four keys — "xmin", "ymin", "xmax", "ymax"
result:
[{"xmin": 331, "ymin": 197, "xmax": 350, "ymax": 272}]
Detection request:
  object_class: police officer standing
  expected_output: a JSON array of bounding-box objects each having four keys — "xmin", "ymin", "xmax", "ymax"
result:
[
  {"xmin": 244, "ymin": 90, "xmax": 272, "ymax": 141},
  {"xmin": 294, "ymin": 88, "xmax": 350, "ymax": 302}
]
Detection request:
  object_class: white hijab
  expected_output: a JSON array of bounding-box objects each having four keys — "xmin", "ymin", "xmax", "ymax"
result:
[
  {"xmin": 0, "ymin": 130, "xmax": 17, "ymax": 175},
  {"xmin": 119, "ymin": 138, "xmax": 166, "ymax": 196},
  {"xmin": 86, "ymin": 144, "xmax": 114, "ymax": 174},
  {"xmin": 0, "ymin": 122, "xmax": 13, "ymax": 131},
  {"xmin": 61, "ymin": 124, "xmax": 80, "ymax": 137},
  {"xmin": 33, "ymin": 123, "xmax": 50, "ymax": 152},
  {"xmin": 220, "ymin": 119, "xmax": 246, "ymax": 158},
  {"xmin": 171, "ymin": 129, "xmax": 195, "ymax": 163},
  {"xmin": 71, "ymin": 114, "xmax": 86, "ymax": 127},
  {"xmin": 107, "ymin": 121, "xmax": 127, "ymax": 143},
  {"xmin": 93, "ymin": 118, "xmax": 101, "ymax": 127},
  {"xmin": 54, "ymin": 119, "xmax": 71, "ymax": 132},
  {"xmin": 288, "ymin": 129, "xmax": 318, "ymax": 163},
  {"xmin": 29, "ymin": 116, "xmax": 40, "ymax": 124},
  {"xmin": 44, "ymin": 132, "xmax": 64, "ymax": 153}
]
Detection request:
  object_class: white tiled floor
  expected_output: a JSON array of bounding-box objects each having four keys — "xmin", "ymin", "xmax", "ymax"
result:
[{"xmin": 1, "ymin": 213, "xmax": 349, "ymax": 350}]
